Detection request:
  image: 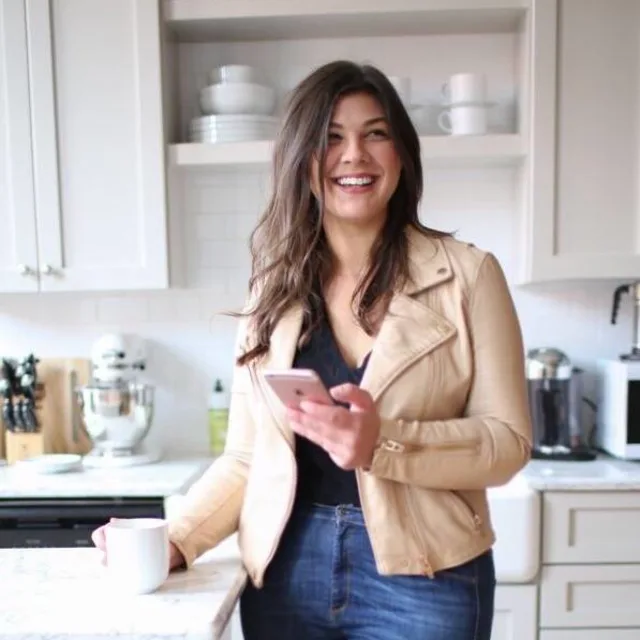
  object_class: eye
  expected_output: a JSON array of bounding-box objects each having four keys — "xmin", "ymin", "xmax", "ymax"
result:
[
  {"xmin": 327, "ymin": 131, "xmax": 342, "ymax": 144},
  {"xmin": 366, "ymin": 128, "xmax": 390, "ymax": 140}
]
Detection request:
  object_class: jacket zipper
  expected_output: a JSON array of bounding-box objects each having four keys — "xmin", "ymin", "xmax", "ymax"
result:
[
  {"xmin": 379, "ymin": 437, "xmax": 480, "ymax": 455},
  {"xmin": 404, "ymin": 485, "xmax": 435, "ymax": 578}
]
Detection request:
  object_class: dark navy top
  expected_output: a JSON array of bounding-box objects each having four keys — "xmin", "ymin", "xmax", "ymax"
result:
[{"xmin": 293, "ymin": 312, "xmax": 370, "ymax": 508}]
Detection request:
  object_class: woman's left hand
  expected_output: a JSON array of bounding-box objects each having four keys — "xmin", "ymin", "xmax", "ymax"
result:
[{"xmin": 287, "ymin": 383, "xmax": 380, "ymax": 470}]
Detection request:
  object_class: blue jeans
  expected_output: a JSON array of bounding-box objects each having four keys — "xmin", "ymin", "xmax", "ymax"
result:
[{"xmin": 240, "ymin": 503, "xmax": 496, "ymax": 639}]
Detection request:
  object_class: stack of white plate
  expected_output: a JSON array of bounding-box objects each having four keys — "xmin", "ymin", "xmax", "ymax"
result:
[
  {"xmin": 192, "ymin": 64, "xmax": 278, "ymax": 144},
  {"xmin": 189, "ymin": 114, "xmax": 278, "ymax": 143}
]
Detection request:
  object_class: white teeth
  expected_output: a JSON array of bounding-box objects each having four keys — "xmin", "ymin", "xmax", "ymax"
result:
[{"xmin": 336, "ymin": 176, "xmax": 374, "ymax": 186}]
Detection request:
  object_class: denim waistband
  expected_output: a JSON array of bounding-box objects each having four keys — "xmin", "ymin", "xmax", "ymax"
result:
[{"xmin": 294, "ymin": 502, "xmax": 366, "ymax": 527}]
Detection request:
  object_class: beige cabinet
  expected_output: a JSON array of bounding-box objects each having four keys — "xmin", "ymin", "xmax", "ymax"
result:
[
  {"xmin": 543, "ymin": 491, "xmax": 640, "ymax": 564},
  {"xmin": 540, "ymin": 491, "xmax": 640, "ymax": 635},
  {"xmin": 524, "ymin": 0, "xmax": 640, "ymax": 281},
  {"xmin": 0, "ymin": 0, "xmax": 169, "ymax": 293}
]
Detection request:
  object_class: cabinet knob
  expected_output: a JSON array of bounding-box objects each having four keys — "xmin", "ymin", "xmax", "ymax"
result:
[
  {"xmin": 41, "ymin": 264, "xmax": 54, "ymax": 276},
  {"xmin": 17, "ymin": 264, "xmax": 34, "ymax": 276}
]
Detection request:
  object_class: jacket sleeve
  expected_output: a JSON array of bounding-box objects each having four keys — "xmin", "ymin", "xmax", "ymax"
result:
[
  {"xmin": 367, "ymin": 253, "xmax": 532, "ymax": 490},
  {"xmin": 168, "ymin": 316, "xmax": 255, "ymax": 567}
]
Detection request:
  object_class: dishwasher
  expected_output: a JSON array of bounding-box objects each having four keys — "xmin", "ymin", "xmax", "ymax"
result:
[{"xmin": 0, "ymin": 497, "xmax": 165, "ymax": 548}]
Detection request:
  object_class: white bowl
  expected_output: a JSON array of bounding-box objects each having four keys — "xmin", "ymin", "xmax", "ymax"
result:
[
  {"xmin": 200, "ymin": 82, "xmax": 276, "ymax": 116},
  {"xmin": 209, "ymin": 64, "xmax": 260, "ymax": 84}
]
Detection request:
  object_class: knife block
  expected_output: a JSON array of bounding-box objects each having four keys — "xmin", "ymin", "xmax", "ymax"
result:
[
  {"xmin": 1, "ymin": 358, "xmax": 93, "ymax": 463},
  {"xmin": 4, "ymin": 431, "xmax": 44, "ymax": 464}
]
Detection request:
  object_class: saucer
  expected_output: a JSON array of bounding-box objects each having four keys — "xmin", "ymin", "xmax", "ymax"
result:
[{"xmin": 17, "ymin": 454, "xmax": 83, "ymax": 474}]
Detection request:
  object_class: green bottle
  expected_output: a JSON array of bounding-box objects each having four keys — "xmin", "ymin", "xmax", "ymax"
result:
[{"xmin": 208, "ymin": 379, "xmax": 229, "ymax": 455}]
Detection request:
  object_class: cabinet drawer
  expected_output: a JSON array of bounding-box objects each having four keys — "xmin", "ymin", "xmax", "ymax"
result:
[
  {"xmin": 540, "ymin": 632, "xmax": 640, "ymax": 640},
  {"xmin": 540, "ymin": 564, "xmax": 640, "ymax": 628},
  {"xmin": 543, "ymin": 492, "xmax": 640, "ymax": 564},
  {"xmin": 492, "ymin": 585, "xmax": 537, "ymax": 640}
]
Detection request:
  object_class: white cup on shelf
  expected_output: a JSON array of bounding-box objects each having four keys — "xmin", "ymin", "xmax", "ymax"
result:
[
  {"xmin": 442, "ymin": 72, "xmax": 487, "ymax": 105},
  {"xmin": 438, "ymin": 105, "xmax": 488, "ymax": 136},
  {"xmin": 104, "ymin": 518, "xmax": 170, "ymax": 595}
]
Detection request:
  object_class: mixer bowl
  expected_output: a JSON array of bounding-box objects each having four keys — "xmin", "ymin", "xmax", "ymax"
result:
[{"xmin": 77, "ymin": 382, "xmax": 155, "ymax": 455}]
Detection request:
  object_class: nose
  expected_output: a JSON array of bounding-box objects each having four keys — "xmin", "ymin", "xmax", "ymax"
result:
[{"xmin": 341, "ymin": 134, "xmax": 369, "ymax": 164}]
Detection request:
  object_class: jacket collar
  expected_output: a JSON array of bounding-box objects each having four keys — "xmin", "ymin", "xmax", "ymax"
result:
[{"xmin": 254, "ymin": 228, "xmax": 457, "ymax": 446}]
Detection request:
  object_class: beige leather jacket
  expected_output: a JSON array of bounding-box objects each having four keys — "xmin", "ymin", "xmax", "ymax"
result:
[{"xmin": 168, "ymin": 229, "xmax": 532, "ymax": 587}]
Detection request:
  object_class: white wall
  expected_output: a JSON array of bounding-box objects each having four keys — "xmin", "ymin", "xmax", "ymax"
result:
[{"xmin": 0, "ymin": 165, "xmax": 632, "ymax": 455}]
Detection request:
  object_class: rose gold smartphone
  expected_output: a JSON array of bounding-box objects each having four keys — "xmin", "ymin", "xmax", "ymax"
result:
[{"xmin": 263, "ymin": 369, "xmax": 335, "ymax": 408}]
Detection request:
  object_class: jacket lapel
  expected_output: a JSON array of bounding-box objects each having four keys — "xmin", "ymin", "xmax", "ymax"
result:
[
  {"xmin": 253, "ymin": 303, "xmax": 303, "ymax": 449},
  {"xmin": 360, "ymin": 231, "xmax": 457, "ymax": 401}
]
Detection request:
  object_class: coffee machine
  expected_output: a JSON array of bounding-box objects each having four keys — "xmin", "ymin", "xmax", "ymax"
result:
[{"xmin": 526, "ymin": 348, "xmax": 596, "ymax": 461}]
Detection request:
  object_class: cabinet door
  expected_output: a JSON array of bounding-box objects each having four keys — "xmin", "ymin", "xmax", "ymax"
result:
[
  {"xmin": 543, "ymin": 492, "xmax": 640, "ymax": 565},
  {"xmin": 492, "ymin": 585, "xmax": 538, "ymax": 640},
  {"xmin": 525, "ymin": 0, "xmax": 640, "ymax": 281},
  {"xmin": 25, "ymin": 0, "xmax": 168, "ymax": 291},
  {"xmin": 0, "ymin": 1, "xmax": 39, "ymax": 292}
]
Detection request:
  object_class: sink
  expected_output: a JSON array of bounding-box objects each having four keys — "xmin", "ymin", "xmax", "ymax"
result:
[{"xmin": 487, "ymin": 474, "xmax": 540, "ymax": 583}]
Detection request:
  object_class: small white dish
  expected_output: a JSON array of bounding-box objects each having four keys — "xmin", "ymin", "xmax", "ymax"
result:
[
  {"xmin": 17, "ymin": 454, "xmax": 83, "ymax": 474},
  {"xmin": 199, "ymin": 82, "xmax": 276, "ymax": 116}
]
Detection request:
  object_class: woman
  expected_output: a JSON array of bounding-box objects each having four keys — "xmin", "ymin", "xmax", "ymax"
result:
[{"xmin": 93, "ymin": 60, "xmax": 531, "ymax": 639}]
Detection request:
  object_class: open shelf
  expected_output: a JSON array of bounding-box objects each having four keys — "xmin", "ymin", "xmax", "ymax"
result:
[
  {"xmin": 164, "ymin": 0, "xmax": 527, "ymax": 41},
  {"xmin": 169, "ymin": 134, "xmax": 525, "ymax": 168}
]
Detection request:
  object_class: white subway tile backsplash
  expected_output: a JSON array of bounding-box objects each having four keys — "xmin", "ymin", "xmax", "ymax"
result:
[
  {"xmin": 97, "ymin": 296, "xmax": 150, "ymax": 324},
  {"xmin": 147, "ymin": 292, "xmax": 202, "ymax": 322},
  {"xmin": 199, "ymin": 241, "xmax": 250, "ymax": 269}
]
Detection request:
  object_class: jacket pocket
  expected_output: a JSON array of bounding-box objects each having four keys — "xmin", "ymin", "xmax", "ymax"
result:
[{"xmin": 446, "ymin": 490, "xmax": 482, "ymax": 531}]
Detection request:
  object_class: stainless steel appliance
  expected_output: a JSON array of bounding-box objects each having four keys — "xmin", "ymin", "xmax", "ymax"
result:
[
  {"xmin": 76, "ymin": 333, "xmax": 159, "ymax": 467},
  {"xmin": 526, "ymin": 348, "xmax": 596, "ymax": 461}
]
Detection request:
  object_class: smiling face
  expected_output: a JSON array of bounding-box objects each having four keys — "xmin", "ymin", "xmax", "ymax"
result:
[{"xmin": 311, "ymin": 92, "xmax": 402, "ymax": 229}]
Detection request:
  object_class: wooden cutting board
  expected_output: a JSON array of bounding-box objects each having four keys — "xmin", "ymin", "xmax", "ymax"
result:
[{"xmin": 1, "ymin": 358, "xmax": 93, "ymax": 462}]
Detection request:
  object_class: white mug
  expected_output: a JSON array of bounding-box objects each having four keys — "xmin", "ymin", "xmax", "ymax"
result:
[
  {"xmin": 105, "ymin": 518, "xmax": 170, "ymax": 595},
  {"xmin": 442, "ymin": 73, "xmax": 486, "ymax": 105},
  {"xmin": 438, "ymin": 105, "xmax": 488, "ymax": 136}
]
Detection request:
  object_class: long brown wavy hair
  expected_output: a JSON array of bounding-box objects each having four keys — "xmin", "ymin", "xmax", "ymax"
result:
[{"xmin": 236, "ymin": 60, "xmax": 449, "ymax": 366}]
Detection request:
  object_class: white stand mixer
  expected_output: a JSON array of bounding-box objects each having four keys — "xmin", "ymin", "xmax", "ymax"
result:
[{"xmin": 78, "ymin": 334, "xmax": 161, "ymax": 468}]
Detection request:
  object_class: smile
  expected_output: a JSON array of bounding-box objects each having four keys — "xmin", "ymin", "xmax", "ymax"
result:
[{"xmin": 333, "ymin": 175, "xmax": 377, "ymax": 187}]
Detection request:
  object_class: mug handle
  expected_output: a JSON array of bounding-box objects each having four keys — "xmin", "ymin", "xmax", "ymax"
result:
[
  {"xmin": 438, "ymin": 110, "xmax": 452, "ymax": 133},
  {"xmin": 441, "ymin": 81, "xmax": 450, "ymax": 101}
]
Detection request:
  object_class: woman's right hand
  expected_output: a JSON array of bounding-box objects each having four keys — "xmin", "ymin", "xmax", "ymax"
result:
[{"xmin": 90, "ymin": 519, "xmax": 185, "ymax": 570}]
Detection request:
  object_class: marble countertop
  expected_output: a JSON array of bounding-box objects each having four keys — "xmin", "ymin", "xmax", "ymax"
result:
[
  {"xmin": 0, "ymin": 539, "xmax": 246, "ymax": 640},
  {"xmin": 521, "ymin": 456, "xmax": 640, "ymax": 491},
  {"xmin": 0, "ymin": 457, "xmax": 213, "ymax": 499}
]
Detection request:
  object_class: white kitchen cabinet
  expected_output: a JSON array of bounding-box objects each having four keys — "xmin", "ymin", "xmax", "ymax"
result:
[
  {"xmin": 1, "ymin": 0, "xmax": 169, "ymax": 293},
  {"xmin": 540, "ymin": 564, "xmax": 640, "ymax": 628},
  {"xmin": 492, "ymin": 585, "xmax": 537, "ymax": 640},
  {"xmin": 0, "ymin": 2, "xmax": 39, "ymax": 292},
  {"xmin": 522, "ymin": 0, "xmax": 640, "ymax": 281},
  {"xmin": 540, "ymin": 491, "xmax": 640, "ymax": 636},
  {"xmin": 543, "ymin": 491, "xmax": 640, "ymax": 565}
]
